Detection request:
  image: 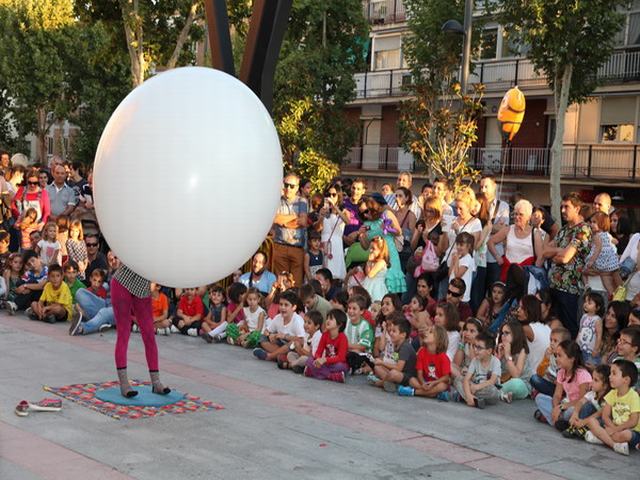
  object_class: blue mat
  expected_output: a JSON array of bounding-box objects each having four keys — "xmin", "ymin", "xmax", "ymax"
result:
[{"xmin": 95, "ymin": 385, "xmax": 185, "ymax": 406}]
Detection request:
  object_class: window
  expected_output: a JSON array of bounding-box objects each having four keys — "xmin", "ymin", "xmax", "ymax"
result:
[
  {"xmin": 373, "ymin": 35, "xmax": 402, "ymax": 70},
  {"xmin": 629, "ymin": 13, "xmax": 640, "ymax": 45},
  {"xmin": 480, "ymin": 28, "xmax": 498, "ymax": 60},
  {"xmin": 601, "ymin": 124, "xmax": 634, "ymax": 142}
]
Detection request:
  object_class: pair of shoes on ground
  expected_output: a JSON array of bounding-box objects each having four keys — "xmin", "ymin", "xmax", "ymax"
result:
[
  {"xmin": 15, "ymin": 398, "xmax": 62, "ymax": 417},
  {"xmin": 584, "ymin": 431, "xmax": 629, "ymax": 455},
  {"xmin": 1, "ymin": 300, "xmax": 17, "ymax": 315},
  {"xmin": 155, "ymin": 327, "xmax": 171, "ymax": 335}
]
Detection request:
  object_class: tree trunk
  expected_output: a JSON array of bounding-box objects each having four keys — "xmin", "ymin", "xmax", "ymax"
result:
[
  {"xmin": 36, "ymin": 107, "xmax": 48, "ymax": 165},
  {"xmin": 166, "ymin": 2, "xmax": 200, "ymax": 69},
  {"xmin": 121, "ymin": 0, "xmax": 144, "ymax": 87},
  {"xmin": 550, "ymin": 64, "xmax": 573, "ymax": 221}
]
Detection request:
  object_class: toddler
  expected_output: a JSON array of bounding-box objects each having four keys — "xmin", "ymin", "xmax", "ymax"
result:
[
  {"xmin": 286, "ymin": 310, "xmax": 323, "ymax": 373},
  {"xmin": 576, "ymin": 291, "xmax": 604, "ymax": 366}
]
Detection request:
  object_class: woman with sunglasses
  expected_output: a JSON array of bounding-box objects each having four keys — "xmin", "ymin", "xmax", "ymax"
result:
[{"xmin": 11, "ymin": 168, "xmax": 51, "ymax": 228}]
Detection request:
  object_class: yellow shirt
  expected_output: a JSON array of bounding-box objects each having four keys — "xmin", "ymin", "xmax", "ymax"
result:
[
  {"xmin": 604, "ymin": 388, "xmax": 640, "ymax": 432},
  {"xmin": 40, "ymin": 282, "xmax": 73, "ymax": 320}
]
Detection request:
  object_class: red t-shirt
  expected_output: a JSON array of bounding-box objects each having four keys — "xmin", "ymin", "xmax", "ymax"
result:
[
  {"xmin": 151, "ymin": 292, "xmax": 169, "ymax": 319},
  {"xmin": 314, "ymin": 331, "xmax": 348, "ymax": 365},
  {"xmin": 178, "ymin": 295, "xmax": 204, "ymax": 317},
  {"xmin": 88, "ymin": 286, "xmax": 107, "ymax": 299},
  {"xmin": 363, "ymin": 310, "xmax": 375, "ymax": 327},
  {"xmin": 416, "ymin": 348, "xmax": 451, "ymax": 381}
]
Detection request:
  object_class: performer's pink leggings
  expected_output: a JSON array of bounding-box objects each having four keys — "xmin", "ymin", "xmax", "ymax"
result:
[{"xmin": 112, "ymin": 279, "xmax": 159, "ymax": 371}]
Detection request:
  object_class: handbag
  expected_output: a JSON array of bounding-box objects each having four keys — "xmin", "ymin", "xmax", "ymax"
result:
[
  {"xmin": 414, "ymin": 240, "xmax": 439, "ymax": 278},
  {"xmin": 323, "ymin": 216, "xmax": 341, "ymax": 261}
]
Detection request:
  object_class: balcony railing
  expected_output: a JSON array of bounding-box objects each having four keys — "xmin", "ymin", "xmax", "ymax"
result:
[
  {"xmin": 343, "ymin": 144, "xmax": 640, "ymax": 181},
  {"xmin": 363, "ymin": 0, "xmax": 406, "ymax": 25},
  {"xmin": 353, "ymin": 50, "xmax": 640, "ymax": 99}
]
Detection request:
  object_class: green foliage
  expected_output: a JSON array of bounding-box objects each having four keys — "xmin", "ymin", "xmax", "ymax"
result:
[
  {"xmin": 499, "ymin": 0, "xmax": 625, "ymax": 105},
  {"xmin": 272, "ymin": 0, "xmax": 368, "ymax": 186},
  {"xmin": 400, "ymin": 81, "xmax": 483, "ymax": 192},
  {"xmin": 0, "ymin": 0, "xmax": 99, "ymax": 162},
  {"xmin": 403, "ymin": 0, "xmax": 481, "ymax": 83}
]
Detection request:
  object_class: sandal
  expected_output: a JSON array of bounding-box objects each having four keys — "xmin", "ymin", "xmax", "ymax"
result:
[{"xmin": 533, "ymin": 409, "xmax": 547, "ymax": 423}]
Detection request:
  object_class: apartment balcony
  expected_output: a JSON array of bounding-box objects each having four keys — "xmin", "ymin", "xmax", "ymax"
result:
[
  {"xmin": 353, "ymin": 50, "xmax": 640, "ymax": 100},
  {"xmin": 363, "ymin": 0, "xmax": 406, "ymax": 26},
  {"xmin": 343, "ymin": 144, "xmax": 640, "ymax": 182}
]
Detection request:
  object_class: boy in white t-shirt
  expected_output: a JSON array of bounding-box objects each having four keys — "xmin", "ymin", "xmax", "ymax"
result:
[
  {"xmin": 253, "ymin": 290, "xmax": 305, "ymax": 362},
  {"xmin": 448, "ymin": 232, "xmax": 476, "ymax": 303}
]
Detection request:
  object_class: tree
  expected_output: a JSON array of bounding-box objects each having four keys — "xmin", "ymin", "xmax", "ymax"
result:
[
  {"xmin": 499, "ymin": 0, "xmax": 625, "ymax": 219},
  {"xmin": 0, "ymin": 0, "xmax": 104, "ymax": 164},
  {"xmin": 272, "ymin": 0, "xmax": 368, "ymax": 191},
  {"xmin": 401, "ymin": 81, "xmax": 484, "ymax": 193},
  {"xmin": 400, "ymin": 0, "xmax": 484, "ymax": 188}
]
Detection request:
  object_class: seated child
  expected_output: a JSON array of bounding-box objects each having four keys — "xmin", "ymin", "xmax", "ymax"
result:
[
  {"xmin": 150, "ymin": 282, "xmax": 171, "ymax": 335},
  {"xmin": 344, "ymin": 294, "xmax": 375, "ymax": 374},
  {"xmin": 285, "ymin": 309, "xmax": 323, "ymax": 373},
  {"xmin": 253, "ymin": 290, "xmax": 305, "ymax": 361},
  {"xmin": 452, "ymin": 317, "xmax": 483, "ymax": 379},
  {"xmin": 200, "ymin": 285, "xmax": 228, "ymax": 343},
  {"xmin": 530, "ymin": 327, "xmax": 571, "ymax": 397},
  {"xmin": 373, "ymin": 296, "xmax": 403, "ymax": 367},
  {"xmin": 300, "ymin": 283, "xmax": 332, "ymax": 320},
  {"xmin": 415, "ymin": 273, "xmax": 437, "ymax": 318},
  {"xmin": 16, "ymin": 251, "xmax": 48, "ymax": 311},
  {"xmin": 219, "ymin": 282, "xmax": 247, "ymax": 341},
  {"xmin": 404, "ymin": 295, "xmax": 431, "ymax": 349},
  {"xmin": 612, "ymin": 327, "xmax": 640, "ymax": 391},
  {"xmin": 398, "ymin": 325, "xmax": 450, "ymax": 399},
  {"xmin": 454, "ymin": 332, "xmax": 501, "ymax": 409},
  {"xmin": 2, "ymin": 252, "xmax": 23, "ymax": 313},
  {"xmin": 87, "ymin": 269, "xmax": 108, "ymax": 299},
  {"xmin": 371, "ymin": 316, "xmax": 417, "ymax": 393},
  {"xmin": 63, "ymin": 260, "xmax": 86, "ymax": 303},
  {"xmin": 172, "ymin": 287, "xmax": 204, "ymax": 336},
  {"xmin": 433, "ymin": 302, "xmax": 460, "ymax": 362},
  {"xmin": 585, "ymin": 360, "xmax": 640, "ymax": 456},
  {"xmin": 30, "ymin": 264, "xmax": 72, "ymax": 323},
  {"xmin": 305, "ymin": 308, "xmax": 349, "ymax": 383},
  {"xmin": 235, "ymin": 288, "xmax": 266, "ymax": 348},
  {"xmin": 563, "ymin": 364, "xmax": 611, "ymax": 439},
  {"xmin": 534, "ymin": 340, "xmax": 591, "ymax": 430}
]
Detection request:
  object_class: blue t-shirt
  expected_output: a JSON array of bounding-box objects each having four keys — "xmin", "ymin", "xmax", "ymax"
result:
[{"xmin": 239, "ymin": 270, "xmax": 277, "ymax": 295}]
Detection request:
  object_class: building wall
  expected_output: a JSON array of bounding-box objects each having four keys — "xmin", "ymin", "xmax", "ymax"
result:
[{"xmin": 380, "ymin": 105, "xmax": 400, "ymax": 146}]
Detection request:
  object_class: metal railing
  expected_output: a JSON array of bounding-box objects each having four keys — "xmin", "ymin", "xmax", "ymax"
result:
[
  {"xmin": 353, "ymin": 50, "xmax": 640, "ymax": 99},
  {"xmin": 343, "ymin": 144, "xmax": 640, "ymax": 181},
  {"xmin": 363, "ymin": 0, "xmax": 406, "ymax": 25}
]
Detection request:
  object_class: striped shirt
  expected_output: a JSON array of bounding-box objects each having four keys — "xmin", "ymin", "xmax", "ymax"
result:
[{"xmin": 113, "ymin": 264, "xmax": 150, "ymax": 298}]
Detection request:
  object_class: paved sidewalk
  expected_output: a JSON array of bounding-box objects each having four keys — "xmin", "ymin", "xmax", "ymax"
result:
[{"xmin": 0, "ymin": 313, "xmax": 638, "ymax": 480}]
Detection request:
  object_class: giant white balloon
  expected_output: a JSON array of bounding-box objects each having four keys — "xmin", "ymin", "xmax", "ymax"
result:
[{"xmin": 93, "ymin": 67, "xmax": 282, "ymax": 287}]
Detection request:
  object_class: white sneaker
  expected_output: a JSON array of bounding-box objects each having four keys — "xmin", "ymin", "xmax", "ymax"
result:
[
  {"xmin": 613, "ymin": 442, "xmax": 629, "ymax": 456},
  {"xmin": 585, "ymin": 431, "xmax": 604, "ymax": 445},
  {"xmin": 132, "ymin": 324, "xmax": 139, "ymax": 333},
  {"xmin": 6, "ymin": 300, "xmax": 17, "ymax": 315},
  {"xmin": 187, "ymin": 328, "xmax": 198, "ymax": 337},
  {"xmin": 170, "ymin": 325, "xmax": 180, "ymax": 334},
  {"xmin": 163, "ymin": 327, "xmax": 171, "ymax": 336}
]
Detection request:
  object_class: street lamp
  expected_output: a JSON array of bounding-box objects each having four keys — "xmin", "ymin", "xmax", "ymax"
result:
[{"xmin": 442, "ymin": 0, "xmax": 473, "ymax": 92}]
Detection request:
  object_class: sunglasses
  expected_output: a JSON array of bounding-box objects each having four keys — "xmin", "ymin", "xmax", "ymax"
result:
[
  {"xmin": 325, "ymin": 192, "xmax": 337, "ymax": 197},
  {"xmin": 28, "ymin": 181, "xmax": 39, "ymax": 185},
  {"xmin": 283, "ymin": 182, "xmax": 298, "ymax": 189},
  {"xmin": 86, "ymin": 243, "xmax": 99, "ymax": 247},
  {"xmin": 447, "ymin": 289, "xmax": 462, "ymax": 298}
]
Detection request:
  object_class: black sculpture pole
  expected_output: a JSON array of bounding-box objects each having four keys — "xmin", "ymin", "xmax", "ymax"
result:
[
  {"xmin": 204, "ymin": 0, "xmax": 293, "ymax": 113},
  {"xmin": 204, "ymin": 0, "xmax": 235, "ymax": 76}
]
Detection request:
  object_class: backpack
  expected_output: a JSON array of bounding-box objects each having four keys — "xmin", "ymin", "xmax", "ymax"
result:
[{"xmin": 413, "ymin": 240, "xmax": 439, "ymax": 278}]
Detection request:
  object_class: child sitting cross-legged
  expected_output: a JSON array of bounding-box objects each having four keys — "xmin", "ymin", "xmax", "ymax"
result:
[
  {"xmin": 172, "ymin": 287, "xmax": 204, "ymax": 336},
  {"xmin": 304, "ymin": 308, "xmax": 349, "ymax": 383},
  {"xmin": 30, "ymin": 264, "xmax": 72, "ymax": 323},
  {"xmin": 344, "ymin": 294, "xmax": 375, "ymax": 374},
  {"xmin": 530, "ymin": 327, "xmax": 571, "ymax": 397},
  {"xmin": 533, "ymin": 340, "xmax": 592, "ymax": 430},
  {"xmin": 200, "ymin": 285, "xmax": 228, "ymax": 343},
  {"xmin": 398, "ymin": 325, "xmax": 450, "ymax": 399},
  {"xmin": 236, "ymin": 288, "xmax": 266, "ymax": 348},
  {"xmin": 370, "ymin": 315, "xmax": 417, "ymax": 393},
  {"xmin": 563, "ymin": 364, "xmax": 611, "ymax": 439},
  {"xmin": 452, "ymin": 317, "xmax": 484, "ymax": 379},
  {"xmin": 284, "ymin": 310, "xmax": 323, "ymax": 373},
  {"xmin": 585, "ymin": 359, "xmax": 640, "ymax": 456},
  {"xmin": 150, "ymin": 282, "xmax": 171, "ymax": 335},
  {"xmin": 253, "ymin": 289, "xmax": 305, "ymax": 361},
  {"xmin": 453, "ymin": 332, "xmax": 501, "ymax": 409}
]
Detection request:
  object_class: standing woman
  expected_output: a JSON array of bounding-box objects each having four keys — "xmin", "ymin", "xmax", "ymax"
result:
[
  {"xmin": 111, "ymin": 265, "xmax": 170, "ymax": 398},
  {"xmin": 470, "ymin": 193, "xmax": 493, "ymax": 313},
  {"xmin": 319, "ymin": 184, "xmax": 349, "ymax": 280},
  {"xmin": 393, "ymin": 186, "xmax": 417, "ymax": 270},
  {"xmin": 488, "ymin": 199, "xmax": 544, "ymax": 282},
  {"xmin": 358, "ymin": 193, "xmax": 407, "ymax": 295}
]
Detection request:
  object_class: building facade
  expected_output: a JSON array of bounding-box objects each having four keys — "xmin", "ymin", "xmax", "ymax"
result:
[{"xmin": 344, "ymin": 0, "xmax": 640, "ymax": 208}]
